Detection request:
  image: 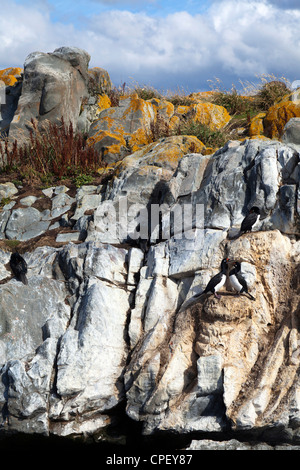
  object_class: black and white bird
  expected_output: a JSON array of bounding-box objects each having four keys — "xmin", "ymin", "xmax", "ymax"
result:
[
  {"xmin": 229, "ymin": 261, "xmax": 255, "ymax": 300},
  {"xmin": 9, "ymin": 252, "xmax": 28, "ymax": 285},
  {"xmin": 240, "ymin": 206, "xmax": 260, "ymax": 234},
  {"xmin": 197, "ymin": 258, "xmax": 229, "ymax": 299}
]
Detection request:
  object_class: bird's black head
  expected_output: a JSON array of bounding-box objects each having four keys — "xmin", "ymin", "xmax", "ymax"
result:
[
  {"xmin": 249, "ymin": 206, "xmax": 260, "ymax": 214},
  {"xmin": 221, "ymin": 258, "xmax": 230, "ymax": 270},
  {"xmin": 233, "ymin": 261, "xmax": 241, "ymax": 271}
]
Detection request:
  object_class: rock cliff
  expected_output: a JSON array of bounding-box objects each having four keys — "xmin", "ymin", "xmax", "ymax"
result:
[{"xmin": 0, "ymin": 48, "xmax": 300, "ymax": 450}]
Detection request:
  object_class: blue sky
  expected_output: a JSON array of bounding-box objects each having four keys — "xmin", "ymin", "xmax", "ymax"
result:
[{"xmin": 1, "ymin": 0, "xmax": 300, "ymax": 93}]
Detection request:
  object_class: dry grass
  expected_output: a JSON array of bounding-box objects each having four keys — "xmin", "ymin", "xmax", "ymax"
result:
[
  {"xmin": 0, "ymin": 118, "xmax": 105, "ymax": 186},
  {"xmin": 209, "ymin": 73, "xmax": 291, "ymax": 116}
]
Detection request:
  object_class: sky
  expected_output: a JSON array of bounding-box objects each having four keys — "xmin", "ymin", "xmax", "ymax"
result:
[{"xmin": 1, "ymin": 0, "xmax": 300, "ymax": 93}]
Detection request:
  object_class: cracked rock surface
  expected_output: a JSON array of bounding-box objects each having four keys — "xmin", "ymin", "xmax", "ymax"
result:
[{"xmin": 1, "ymin": 137, "xmax": 300, "ymax": 449}]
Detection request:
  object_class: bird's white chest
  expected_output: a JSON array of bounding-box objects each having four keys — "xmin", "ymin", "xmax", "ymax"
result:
[
  {"xmin": 214, "ymin": 274, "xmax": 226, "ymax": 292},
  {"xmin": 252, "ymin": 214, "xmax": 260, "ymax": 229},
  {"xmin": 229, "ymin": 274, "xmax": 243, "ymax": 292}
]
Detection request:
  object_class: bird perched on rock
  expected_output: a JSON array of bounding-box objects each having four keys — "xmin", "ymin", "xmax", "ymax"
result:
[
  {"xmin": 240, "ymin": 206, "xmax": 260, "ymax": 234},
  {"xmin": 9, "ymin": 252, "xmax": 28, "ymax": 285},
  {"xmin": 229, "ymin": 261, "xmax": 255, "ymax": 300},
  {"xmin": 196, "ymin": 258, "xmax": 229, "ymax": 299}
]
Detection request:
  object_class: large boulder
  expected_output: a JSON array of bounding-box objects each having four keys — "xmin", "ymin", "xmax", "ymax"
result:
[
  {"xmin": 86, "ymin": 135, "xmax": 205, "ymax": 244},
  {"xmin": 87, "ymin": 93, "xmax": 156, "ymax": 163},
  {"xmin": 8, "ymin": 47, "xmax": 91, "ymax": 141},
  {"xmin": 174, "ymin": 101, "xmax": 231, "ymax": 131},
  {"xmin": 263, "ymin": 91, "xmax": 300, "ymax": 139}
]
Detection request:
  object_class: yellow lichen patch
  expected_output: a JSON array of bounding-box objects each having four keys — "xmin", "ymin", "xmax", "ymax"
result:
[
  {"xmin": 123, "ymin": 92, "xmax": 140, "ymax": 112},
  {"xmin": 189, "ymin": 91, "xmax": 217, "ymax": 103},
  {"xmin": 128, "ymin": 127, "xmax": 152, "ymax": 153},
  {"xmin": 94, "ymin": 114, "xmax": 115, "ymax": 132},
  {"xmin": 264, "ymin": 98, "xmax": 300, "ymax": 139},
  {"xmin": 96, "ymin": 94, "xmax": 111, "ymax": 116},
  {"xmin": 118, "ymin": 94, "xmax": 155, "ymax": 132},
  {"xmin": 150, "ymin": 98, "xmax": 174, "ymax": 120},
  {"xmin": 176, "ymin": 105, "xmax": 191, "ymax": 116},
  {"xmin": 87, "ymin": 129, "xmax": 126, "ymax": 149},
  {"xmin": 0, "ymin": 67, "xmax": 23, "ymax": 86},
  {"xmin": 88, "ymin": 67, "xmax": 111, "ymax": 94},
  {"xmin": 104, "ymin": 142, "xmax": 124, "ymax": 157},
  {"xmin": 169, "ymin": 115, "xmax": 180, "ymax": 132},
  {"xmin": 116, "ymin": 136, "xmax": 205, "ymax": 174},
  {"xmin": 249, "ymin": 112, "xmax": 266, "ymax": 137},
  {"xmin": 193, "ymin": 102, "xmax": 231, "ymax": 130},
  {"xmin": 144, "ymin": 136, "xmax": 206, "ymax": 171}
]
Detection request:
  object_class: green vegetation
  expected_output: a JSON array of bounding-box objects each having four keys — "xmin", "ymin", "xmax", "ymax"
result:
[
  {"xmin": 178, "ymin": 120, "xmax": 228, "ymax": 148},
  {"xmin": 0, "ymin": 196, "xmax": 11, "ymax": 208},
  {"xmin": 73, "ymin": 173, "xmax": 94, "ymax": 188},
  {"xmin": 4, "ymin": 239, "xmax": 20, "ymax": 250}
]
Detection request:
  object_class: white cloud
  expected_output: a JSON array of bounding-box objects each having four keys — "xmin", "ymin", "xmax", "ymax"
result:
[
  {"xmin": 0, "ymin": 3, "xmax": 76, "ymax": 66},
  {"xmin": 0, "ymin": 0, "xmax": 300, "ymax": 92}
]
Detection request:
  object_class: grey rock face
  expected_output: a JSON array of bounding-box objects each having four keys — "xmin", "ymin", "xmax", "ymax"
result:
[
  {"xmin": 0, "ymin": 137, "xmax": 300, "ymax": 447},
  {"xmin": 9, "ymin": 47, "xmax": 90, "ymax": 141},
  {"xmin": 5, "ymin": 207, "xmax": 50, "ymax": 241},
  {"xmin": 0, "ymin": 78, "xmax": 23, "ymax": 138},
  {"xmin": 87, "ymin": 138, "xmax": 300, "ymax": 249},
  {"xmin": 0, "ymin": 241, "xmax": 132, "ymax": 437},
  {"xmin": 282, "ymin": 117, "xmax": 300, "ymax": 145}
]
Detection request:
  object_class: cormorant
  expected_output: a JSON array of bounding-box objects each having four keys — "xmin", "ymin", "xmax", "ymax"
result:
[
  {"xmin": 10, "ymin": 252, "xmax": 28, "ymax": 285},
  {"xmin": 197, "ymin": 258, "xmax": 229, "ymax": 299},
  {"xmin": 229, "ymin": 261, "xmax": 255, "ymax": 300},
  {"xmin": 240, "ymin": 206, "xmax": 260, "ymax": 234}
]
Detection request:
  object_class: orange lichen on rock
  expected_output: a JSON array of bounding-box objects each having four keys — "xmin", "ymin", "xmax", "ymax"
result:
[
  {"xmin": 88, "ymin": 67, "xmax": 112, "ymax": 95},
  {"xmin": 123, "ymin": 92, "xmax": 154, "ymax": 123},
  {"xmin": 176, "ymin": 105, "xmax": 191, "ymax": 116},
  {"xmin": 128, "ymin": 127, "xmax": 152, "ymax": 153},
  {"xmin": 87, "ymin": 129, "xmax": 127, "ymax": 161},
  {"xmin": 0, "ymin": 67, "xmax": 23, "ymax": 86},
  {"xmin": 87, "ymin": 94, "xmax": 157, "ymax": 162},
  {"xmin": 117, "ymin": 135, "xmax": 206, "ymax": 174},
  {"xmin": 96, "ymin": 94, "xmax": 111, "ymax": 115},
  {"xmin": 149, "ymin": 98, "xmax": 174, "ymax": 120},
  {"xmin": 189, "ymin": 91, "xmax": 217, "ymax": 102},
  {"xmin": 249, "ymin": 112, "xmax": 266, "ymax": 137},
  {"xmin": 169, "ymin": 115, "xmax": 180, "ymax": 132},
  {"xmin": 144, "ymin": 135, "xmax": 206, "ymax": 171},
  {"xmin": 193, "ymin": 102, "xmax": 231, "ymax": 130},
  {"xmin": 263, "ymin": 93, "xmax": 300, "ymax": 139}
]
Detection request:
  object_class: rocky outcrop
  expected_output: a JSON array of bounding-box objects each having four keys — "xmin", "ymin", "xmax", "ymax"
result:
[
  {"xmin": 0, "ymin": 134, "xmax": 299, "ymax": 449},
  {"xmin": 86, "ymin": 93, "xmax": 231, "ymax": 164},
  {"xmin": 250, "ymin": 91, "xmax": 300, "ymax": 141},
  {"xmin": 1, "ymin": 48, "xmax": 300, "ymax": 449},
  {"xmin": 7, "ymin": 47, "xmax": 90, "ymax": 142},
  {"xmin": 87, "ymin": 93, "xmax": 156, "ymax": 163}
]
